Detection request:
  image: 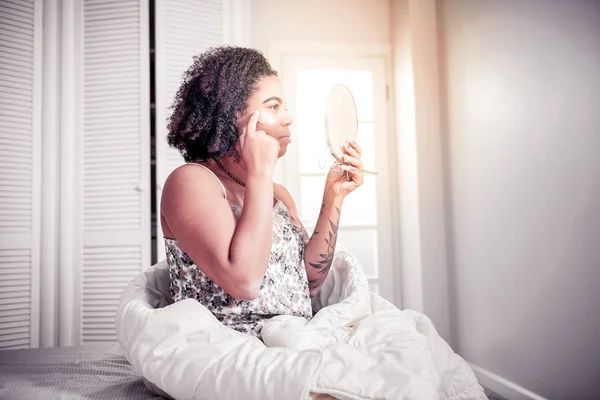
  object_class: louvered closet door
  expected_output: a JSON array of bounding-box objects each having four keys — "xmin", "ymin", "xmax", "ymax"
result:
[
  {"xmin": 0, "ymin": 0, "xmax": 41, "ymax": 349},
  {"xmin": 78, "ymin": 0, "xmax": 150, "ymax": 345},
  {"xmin": 155, "ymin": 0, "xmax": 225, "ymax": 262}
]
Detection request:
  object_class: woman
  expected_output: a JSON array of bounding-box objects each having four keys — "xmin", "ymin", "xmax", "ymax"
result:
[{"xmin": 161, "ymin": 46, "xmax": 365, "ymax": 338}]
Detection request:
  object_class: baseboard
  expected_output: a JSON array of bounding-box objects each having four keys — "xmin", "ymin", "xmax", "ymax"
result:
[{"xmin": 469, "ymin": 363, "xmax": 548, "ymax": 400}]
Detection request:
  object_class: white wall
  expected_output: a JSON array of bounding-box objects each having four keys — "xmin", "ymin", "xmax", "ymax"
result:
[
  {"xmin": 390, "ymin": 0, "xmax": 451, "ymax": 342},
  {"xmin": 250, "ymin": 0, "xmax": 391, "ymax": 53},
  {"xmin": 439, "ymin": 1, "xmax": 600, "ymax": 398}
]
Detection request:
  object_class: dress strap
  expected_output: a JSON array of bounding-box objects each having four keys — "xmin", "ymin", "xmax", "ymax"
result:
[{"xmin": 187, "ymin": 163, "xmax": 228, "ymax": 201}]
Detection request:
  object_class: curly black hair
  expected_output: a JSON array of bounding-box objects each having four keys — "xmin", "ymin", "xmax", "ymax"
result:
[{"xmin": 167, "ymin": 46, "xmax": 278, "ymax": 163}]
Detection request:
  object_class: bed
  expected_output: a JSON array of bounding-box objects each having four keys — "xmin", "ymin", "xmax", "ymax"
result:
[
  {"xmin": 0, "ymin": 344, "xmax": 501, "ymax": 400},
  {"xmin": 0, "ymin": 246, "xmax": 487, "ymax": 400},
  {"xmin": 0, "ymin": 343, "xmax": 164, "ymax": 400}
]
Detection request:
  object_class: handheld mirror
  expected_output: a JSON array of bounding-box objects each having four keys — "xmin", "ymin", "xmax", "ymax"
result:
[{"xmin": 325, "ymin": 84, "xmax": 377, "ymax": 175}]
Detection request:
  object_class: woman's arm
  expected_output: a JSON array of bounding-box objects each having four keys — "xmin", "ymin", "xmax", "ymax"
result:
[
  {"xmin": 287, "ymin": 141, "xmax": 365, "ymax": 297},
  {"xmin": 162, "ymin": 165, "xmax": 274, "ymax": 301},
  {"xmin": 300, "ymin": 193, "xmax": 344, "ymax": 297}
]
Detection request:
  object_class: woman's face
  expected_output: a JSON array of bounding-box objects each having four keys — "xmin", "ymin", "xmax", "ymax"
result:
[{"xmin": 238, "ymin": 75, "xmax": 293, "ymax": 158}]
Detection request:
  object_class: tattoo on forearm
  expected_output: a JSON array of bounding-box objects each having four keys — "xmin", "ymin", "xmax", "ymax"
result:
[
  {"xmin": 290, "ymin": 203, "xmax": 328, "ymax": 247},
  {"xmin": 309, "ymin": 205, "xmax": 340, "ymax": 276},
  {"xmin": 290, "ymin": 215, "xmax": 311, "ymax": 245}
]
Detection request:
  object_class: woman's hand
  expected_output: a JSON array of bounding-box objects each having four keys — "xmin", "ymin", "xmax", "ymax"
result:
[
  {"xmin": 239, "ymin": 110, "xmax": 280, "ymax": 177},
  {"xmin": 324, "ymin": 140, "xmax": 365, "ymax": 198}
]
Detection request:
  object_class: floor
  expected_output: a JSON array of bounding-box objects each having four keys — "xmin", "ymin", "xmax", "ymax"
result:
[{"xmin": 484, "ymin": 387, "xmax": 508, "ymax": 400}]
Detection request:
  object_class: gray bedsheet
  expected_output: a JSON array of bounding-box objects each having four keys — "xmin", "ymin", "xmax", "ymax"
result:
[{"xmin": 0, "ymin": 343, "xmax": 166, "ymax": 400}]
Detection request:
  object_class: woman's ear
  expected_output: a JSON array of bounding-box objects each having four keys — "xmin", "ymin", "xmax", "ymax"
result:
[
  {"xmin": 236, "ymin": 109, "xmax": 250, "ymax": 129},
  {"xmin": 235, "ymin": 111, "xmax": 245, "ymax": 135}
]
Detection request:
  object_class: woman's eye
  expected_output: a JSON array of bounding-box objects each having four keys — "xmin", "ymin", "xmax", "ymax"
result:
[{"xmin": 270, "ymin": 104, "xmax": 279, "ymax": 111}]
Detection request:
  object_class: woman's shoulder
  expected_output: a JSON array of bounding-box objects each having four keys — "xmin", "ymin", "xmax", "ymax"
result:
[
  {"xmin": 166, "ymin": 163, "xmax": 221, "ymax": 186},
  {"xmin": 273, "ymin": 181, "xmax": 298, "ymax": 214},
  {"xmin": 169, "ymin": 161, "xmax": 213, "ymax": 177},
  {"xmin": 160, "ymin": 163, "xmax": 233, "ymax": 238},
  {"xmin": 162, "ymin": 163, "xmax": 226, "ymax": 204}
]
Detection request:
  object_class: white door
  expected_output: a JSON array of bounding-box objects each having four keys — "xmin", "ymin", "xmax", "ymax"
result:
[
  {"xmin": 281, "ymin": 56, "xmax": 395, "ymax": 302},
  {"xmin": 154, "ymin": 0, "xmax": 227, "ymax": 262},
  {"xmin": 73, "ymin": 0, "xmax": 151, "ymax": 345},
  {"xmin": 0, "ymin": 0, "xmax": 42, "ymax": 350}
]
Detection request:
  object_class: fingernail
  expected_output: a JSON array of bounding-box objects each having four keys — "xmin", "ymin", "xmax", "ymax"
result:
[{"xmin": 254, "ymin": 110, "xmax": 260, "ymax": 115}]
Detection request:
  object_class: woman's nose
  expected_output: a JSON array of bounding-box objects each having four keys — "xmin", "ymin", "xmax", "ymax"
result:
[{"xmin": 281, "ymin": 110, "xmax": 293, "ymax": 126}]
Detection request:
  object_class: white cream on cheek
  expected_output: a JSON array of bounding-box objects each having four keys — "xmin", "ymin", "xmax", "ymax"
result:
[{"xmin": 258, "ymin": 110, "xmax": 277, "ymax": 126}]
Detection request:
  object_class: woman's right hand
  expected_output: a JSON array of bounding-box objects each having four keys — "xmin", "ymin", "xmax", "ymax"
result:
[{"xmin": 239, "ymin": 110, "xmax": 280, "ymax": 176}]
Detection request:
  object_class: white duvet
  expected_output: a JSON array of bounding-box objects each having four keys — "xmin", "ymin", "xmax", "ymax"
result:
[{"xmin": 116, "ymin": 246, "xmax": 487, "ymax": 400}]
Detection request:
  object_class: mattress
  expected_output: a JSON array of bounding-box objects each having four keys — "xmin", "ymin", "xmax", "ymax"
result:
[{"xmin": 0, "ymin": 343, "xmax": 165, "ymax": 400}]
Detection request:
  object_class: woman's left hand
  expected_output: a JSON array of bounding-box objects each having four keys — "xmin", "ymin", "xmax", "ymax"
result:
[{"xmin": 324, "ymin": 140, "xmax": 365, "ymax": 198}]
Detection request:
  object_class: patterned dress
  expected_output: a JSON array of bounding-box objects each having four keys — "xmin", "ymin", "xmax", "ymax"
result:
[{"xmin": 165, "ymin": 180, "xmax": 313, "ymax": 338}]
